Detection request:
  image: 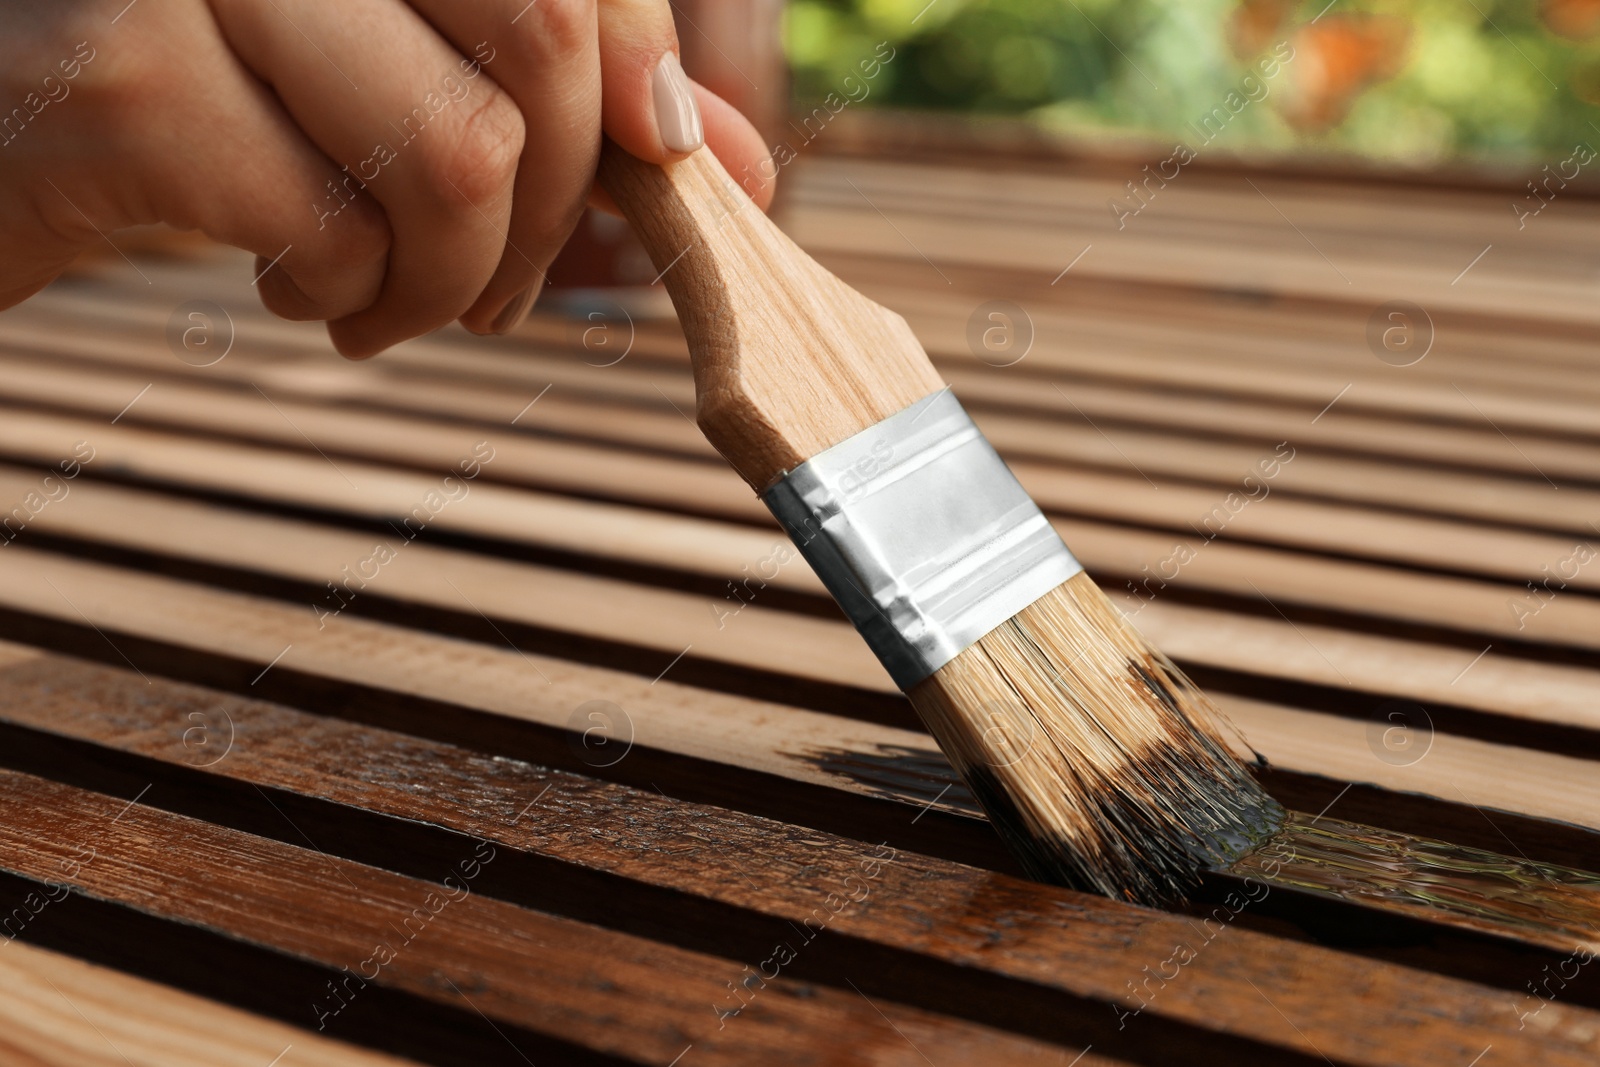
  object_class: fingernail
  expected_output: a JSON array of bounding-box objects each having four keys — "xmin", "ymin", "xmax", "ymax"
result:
[
  {"xmin": 652, "ymin": 52, "xmax": 704, "ymax": 154},
  {"xmin": 491, "ymin": 283, "xmax": 540, "ymax": 335}
]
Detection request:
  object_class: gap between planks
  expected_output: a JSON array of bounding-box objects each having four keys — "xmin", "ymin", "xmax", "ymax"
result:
[
  {"xmin": 0, "ymin": 651, "xmax": 1591, "ymax": 1067},
  {"xmin": 0, "ymin": 544, "xmax": 1596, "ymax": 839}
]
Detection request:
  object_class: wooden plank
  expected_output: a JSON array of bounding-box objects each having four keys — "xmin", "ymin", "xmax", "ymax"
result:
[
  {"xmin": 0, "ymin": 406, "xmax": 824, "ymax": 596},
  {"xmin": 5, "ymin": 337, "xmax": 1594, "ymax": 595},
  {"xmin": 0, "ymin": 541, "xmax": 1596, "ymax": 840},
  {"xmin": 30, "ymin": 255, "xmax": 1600, "ymax": 409},
  {"xmin": 942, "ymin": 360, "xmax": 1600, "ymax": 485},
  {"xmin": 1010, "ymin": 461, "xmax": 1598, "ymax": 592},
  {"xmin": 0, "ymin": 305, "xmax": 715, "ymax": 458},
  {"xmin": 8, "ymin": 401, "xmax": 1600, "ymax": 659},
  {"xmin": 788, "ymin": 159, "xmax": 1600, "ymax": 327},
  {"xmin": 11, "ymin": 291, "xmax": 1599, "ymax": 550},
  {"xmin": 8, "ymin": 462, "xmax": 1600, "ymax": 744},
  {"xmin": 0, "ymin": 463, "xmax": 890, "ymax": 694},
  {"xmin": 0, "ymin": 939, "xmax": 421, "ymax": 1067},
  {"xmin": 973, "ymin": 412, "xmax": 1600, "ymax": 537},
  {"xmin": 0, "ymin": 770, "xmax": 1084, "ymax": 1067},
  {"xmin": 1115, "ymin": 597, "xmax": 1600, "ymax": 732},
  {"xmin": 1223, "ymin": 695, "xmax": 1600, "ymax": 835},
  {"xmin": 1059, "ymin": 520, "xmax": 1600, "ymax": 654},
  {"xmin": 0, "ymin": 353, "xmax": 766, "ymax": 525},
  {"xmin": 2, "ymin": 285, "xmax": 705, "ymax": 410},
  {"xmin": 880, "ymin": 284, "xmax": 1600, "ymax": 426},
  {"xmin": 12, "ymin": 295, "xmax": 1600, "ymax": 494},
  {"xmin": 0, "ymin": 539, "xmax": 913, "ymax": 789},
  {"xmin": 849, "ymin": 271, "xmax": 1600, "ymax": 384},
  {"xmin": 23, "ymin": 272, "xmax": 1600, "ymax": 452},
  {"xmin": 0, "ymin": 647, "xmax": 1592, "ymax": 1067}
]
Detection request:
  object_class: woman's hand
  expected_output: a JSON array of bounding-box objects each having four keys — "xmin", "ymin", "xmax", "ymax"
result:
[{"xmin": 0, "ymin": 0, "xmax": 774, "ymax": 357}]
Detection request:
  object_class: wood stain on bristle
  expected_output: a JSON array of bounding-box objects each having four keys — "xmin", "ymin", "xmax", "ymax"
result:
[
  {"xmin": 598, "ymin": 145, "xmax": 1279, "ymax": 905},
  {"xmin": 909, "ymin": 571, "xmax": 1285, "ymax": 905}
]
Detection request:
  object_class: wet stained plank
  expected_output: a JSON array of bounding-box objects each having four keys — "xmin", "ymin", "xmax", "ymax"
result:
[{"xmin": 0, "ymin": 647, "xmax": 1594, "ymax": 1067}]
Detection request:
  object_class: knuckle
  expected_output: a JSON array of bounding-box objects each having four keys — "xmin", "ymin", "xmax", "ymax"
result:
[
  {"xmin": 524, "ymin": 192, "xmax": 588, "ymax": 258},
  {"xmin": 423, "ymin": 84, "xmax": 524, "ymax": 209},
  {"xmin": 319, "ymin": 198, "xmax": 391, "ymax": 270},
  {"xmin": 510, "ymin": 0, "xmax": 595, "ymax": 60}
]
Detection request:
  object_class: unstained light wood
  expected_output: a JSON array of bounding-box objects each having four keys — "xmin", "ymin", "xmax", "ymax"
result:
[{"xmin": 597, "ymin": 141, "xmax": 943, "ymax": 487}]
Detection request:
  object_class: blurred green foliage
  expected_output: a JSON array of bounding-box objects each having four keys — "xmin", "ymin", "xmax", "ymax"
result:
[{"xmin": 784, "ymin": 0, "xmax": 1600, "ymax": 165}]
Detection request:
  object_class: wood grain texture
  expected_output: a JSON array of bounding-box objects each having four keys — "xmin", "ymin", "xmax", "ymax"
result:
[
  {"xmin": 0, "ymin": 769, "xmax": 1089, "ymax": 1067},
  {"xmin": 596, "ymin": 141, "xmax": 943, "ymax": 487},
  {"xmin": 787, "ymin": 157, "xmax": 1600, "ymax": 327},
  {"xmin": 0, "ymin": 649, "xmax": 1592, "ymax": 1067},
  {"xmin": 3, "ymin": 143, "xmax": 1600, "ymax": 1066},
  {"xmin": 11, "ymin": 291, "xmax": 1600, "ymax": 534},
  {"xmin": 3, "ymin": 454, "xmax": 1598, "ymax": 868},
  {"xmin": 0, "ymin": 939, "xmax": 421, "ymax": 1067},
  {"xmin": 5, "ymin": 333, "xmax": 1595, "ymax": 594},
  {"xmin": 12, "ymin": 398, "xmax": 1600, "ymax": 662},
  {"xmin": 4, "ymin": 536, "xmax": 1598, "ymax": 840},
  {"xmin": 10, "ymin": 288, "xmax": 1598, "ymax": 540}
]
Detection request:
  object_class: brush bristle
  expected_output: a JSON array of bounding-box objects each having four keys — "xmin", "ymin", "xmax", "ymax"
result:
[{"xmin": 907, "ymin": 571, "xmax": 1284, "ymax": 905}]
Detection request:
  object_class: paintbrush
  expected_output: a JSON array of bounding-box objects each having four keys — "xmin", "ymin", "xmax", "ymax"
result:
[{"xmin": 597, "ymin": 141, "xmax": 1283, "ymax": 904}]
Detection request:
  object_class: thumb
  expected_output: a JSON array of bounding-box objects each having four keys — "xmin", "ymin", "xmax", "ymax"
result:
[{"xmin": 596, "ymin": 0, "xmax": 703, "ymax": 160}]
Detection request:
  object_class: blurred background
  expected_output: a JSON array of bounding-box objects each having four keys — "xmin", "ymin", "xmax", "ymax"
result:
[
  {"xmin": 782, "ymin": 0, "xmax": 1600, "ymax": 170},
  {"xmin": 554, "ymin": 0, "xmax": 1600, "ymax": 300}
]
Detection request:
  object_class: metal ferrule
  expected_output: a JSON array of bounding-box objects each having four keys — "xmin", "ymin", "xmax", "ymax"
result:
[{"xmin": 761, "ymin": 389, "xmax": 1083, "ymax": 690}]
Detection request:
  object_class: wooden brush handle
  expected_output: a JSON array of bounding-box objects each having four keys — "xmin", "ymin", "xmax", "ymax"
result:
[{"xmin": 596, "ymin": 140, "xmax": 944, "ymax": 490}]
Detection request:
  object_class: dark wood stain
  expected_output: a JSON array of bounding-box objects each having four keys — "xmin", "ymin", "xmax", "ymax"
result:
[
  {"xmin": 0, "ymin": 767, "xmax": 1093, "ymax": 1067},
  {"xmin": 0, "ymin": 653, "xmax": 1593, "ymax": 1066}
]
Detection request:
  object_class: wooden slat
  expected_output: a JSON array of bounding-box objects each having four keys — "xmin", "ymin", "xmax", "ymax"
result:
[
  {"xmin": 0, "ymin": 645, "xmax": 1591, "ymax": 1067},
  {"xmin": 1118, "ymin": 597, "xmax": 1600, "ymax": 731},
  {"xmin": 0, "ymin": 940, "xmax": 421, "ymax": 1067},
  {"xmin": 1059, "ymin": 519, "xmax": 1600, "ymax": 653},
  {"xmin": 0, "ymin": 352, "xmax": 764, "ymax": 525},
  {"xmin": 0, "ymin": 407, "xmax": 821, "ymax": 595},
  {"xmin": 9, "ymin": 149, "xmax": 1600, "ymax": 1067},
  {"xmin": 1, "ymin": 537, "xmax": 1596, "ymax": 843},
  {"xmin": 8, "ymin": 461, "xmax": 1600, "ymax": 745},
  {"xmin": 33, "ymin": 254, "xmax": 1600, "ymax": 415},
  {"xmin": 887, "ymin": 287, "xmax": 1600, "ymax": 430},
  {"xmin": 9, "ymin": 401, "xmax": 1600, "ymax": 659},
  {"xmin": 0, "ymin": 542, "xmax": 960, "ymax": 814},
  {"xmin": 789, "ymin": 158, "xmax": 1600, "ymax": 327},
  {"xmin": 6, "ymin": 337, "xmax": 1596, "ymax": 595},
  {"xmin": 0, "ymin": 770, "xmax": 1083, "ymax": 1067},
  {"xmin": 14, "ymin": 289, "xmax": 1600, "ymax": 530},
  {"xmin": 0, "ymin": 463, "xmax": 888, "ymax": 693}
]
